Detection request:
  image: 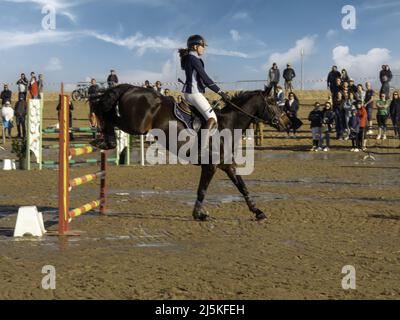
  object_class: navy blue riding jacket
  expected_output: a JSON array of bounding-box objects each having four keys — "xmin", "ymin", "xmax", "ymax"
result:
[{"xmin": 182, "ymin": 52, "xmax": 221, "ymax": 94}]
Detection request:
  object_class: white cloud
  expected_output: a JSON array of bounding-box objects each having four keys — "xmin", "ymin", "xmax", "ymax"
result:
[
  {"xmin": 46, "ymin": 57, "xmax": 62, "ymax": 71},
  {"xmin": 0, "ymin": 30, "xmax": 76, "ymax": 50},
  {"xmin": 232, "ymin": 11, "xmax": 251, "ymax": 21},
  {"xmin": 267, "ymin": 35, "xmax": 317, "ymax": 68},
  {"xmin": 230, "ymin": 29, "xmax": 241, "ymax": 41},
  {"xmin": 326, "ymin": 29, "xmax": 338, "ymax": 38},
  {"xmin": 332, "ymin": 46, "xmax": 399, "ymax": 78}
]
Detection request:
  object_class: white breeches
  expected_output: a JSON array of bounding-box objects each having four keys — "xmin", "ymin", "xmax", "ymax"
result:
[{"xmin": 184, "ymin": 93, "xmax": 217, "ymax": 122}]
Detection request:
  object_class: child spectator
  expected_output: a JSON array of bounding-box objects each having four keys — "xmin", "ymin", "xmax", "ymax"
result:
[
  {"xmin": 1, "ymin": 101, "xmax": 14, "ymax": 138},
  {"xmin": 308, "ymin": 102, "xmax": 323, "ymax": 151},
  {"xmin": 356, "ymin": 101, "xmax": 368, "ymax": 151},
  {"xmin": 283, "ymin": 92, "xmax": 300, "ymax": 138},
  {"xmin": 376, "ymin": 92, "xmax": 391, "ymax": 140},
  {"xmin": 364, "ymin": 82, "xmax": 375, "ymax": 135},
  {"xmin": 349, "ymin": 109, "xmax": 360, "ymax": 152},
  {"xmin": 322, "ymin": 102, "xmax": 335, "ymax": 151},
  {"xmin": 390, "ymin": 91, "xmax": 400, "ymax": 139}
]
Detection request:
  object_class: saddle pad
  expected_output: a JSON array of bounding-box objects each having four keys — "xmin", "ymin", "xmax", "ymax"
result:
[{"xmin": 174, "ymin": 102, "xmax": 194, "ymax": 130}]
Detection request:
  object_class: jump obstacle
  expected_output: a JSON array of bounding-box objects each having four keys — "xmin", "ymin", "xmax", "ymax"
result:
[
  {"xmin": 58, "ymin": 84, "xmax": 107, "ymax": 235},
  {"xmin": 25, "ymin": 98, "xmax": 131, "ymax": 170}
]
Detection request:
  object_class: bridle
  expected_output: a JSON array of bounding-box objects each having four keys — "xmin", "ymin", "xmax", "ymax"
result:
[{"xmin": 223, "ymin": 92, "xmax": 286, "ymax": 126}]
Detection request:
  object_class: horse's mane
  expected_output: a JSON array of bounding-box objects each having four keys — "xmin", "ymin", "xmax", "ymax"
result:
[{"xmin": 225, "ymin": 90, "xmax": 263, "ymax": 110}]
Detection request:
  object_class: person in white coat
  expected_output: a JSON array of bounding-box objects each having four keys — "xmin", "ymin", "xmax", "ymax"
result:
[{"xmin": 1, "ymin": 101, "xmax": 14, "ymax": 138}]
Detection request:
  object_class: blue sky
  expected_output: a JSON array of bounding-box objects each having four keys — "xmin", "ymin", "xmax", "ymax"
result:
[{"xmin": 0, "ymin": 0, "xmax": 399, "ymax": 91}]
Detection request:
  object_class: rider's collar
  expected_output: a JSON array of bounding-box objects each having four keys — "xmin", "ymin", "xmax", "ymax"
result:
[{"xmin": 189, "ymin": 51, "xmax": 200, "ymax": 58}]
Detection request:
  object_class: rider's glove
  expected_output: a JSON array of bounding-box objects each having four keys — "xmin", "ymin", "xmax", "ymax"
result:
[{"xmin": 219, "ymin": 91, "xmax": 231, "ymax": 102}]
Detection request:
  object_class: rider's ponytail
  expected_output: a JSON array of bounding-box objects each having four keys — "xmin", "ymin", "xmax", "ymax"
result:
[{"xmin": 178, "ymin": 48, "xmax": 189, "ymax": 70}]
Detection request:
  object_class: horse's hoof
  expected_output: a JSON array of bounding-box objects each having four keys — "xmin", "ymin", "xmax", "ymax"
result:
[
  {"xmin": 255, "ymin": 210, "xmax": 267, "ymax": 221},
  {"xmin": 193, "ymin": 211, "xmax": 209, "ymax": 222}
]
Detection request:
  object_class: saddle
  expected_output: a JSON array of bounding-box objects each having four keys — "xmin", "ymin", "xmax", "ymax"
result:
[{"xmin": 174, "ymin": 99, "xmax": 203, "ymax": 133}]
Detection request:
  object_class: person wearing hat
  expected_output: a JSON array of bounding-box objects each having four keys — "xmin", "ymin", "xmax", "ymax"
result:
[
  {"xmin": 283, "ymin": 63, "xmax": 296, "ymax": 94},
  {"xmin": 107, "ymin": 70, "xmax": 119, "ymax": 88},
  {"xmin": 1, "ymin": 101, "xmax": 14, "ymax": 139},
  {"xmin": 179, "ymin": 35, "xmax": 230, "ymax": 134}
]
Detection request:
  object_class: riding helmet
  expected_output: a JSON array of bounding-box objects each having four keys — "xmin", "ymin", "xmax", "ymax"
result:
[{"xmin": 187, "ymin": 35, "xmax": 207, "ymax": 49}]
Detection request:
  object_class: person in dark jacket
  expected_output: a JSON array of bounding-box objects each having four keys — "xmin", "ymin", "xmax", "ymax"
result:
[
  {"xmin": 348, "ymin": 79, "xmax": 357, "ymax": 95},
  {"xmin": 333, "ymin": 91, "xmax": 345, "ymax": 140},
  {"xmin": 283, "ymin": 92, "xmax": 300, "ymax": 137},
  {"xmin": 1, "ymin": 84, "xmax": 12, "ymax": 105},
  {"xmin": 322, "ymin": 102, "xmax": 335, "ymax": 151},
  {"xmin": 349, "ymin": 109, "xmax": 360, "ymax": 152},
  {"xmin": 390, "ymin": 91, "xmax": 400, "ymax": 139},
  {"xmin": 14, "ymin": 96, "xmax": 27, "ymax": 139},
  {"xmin": 179, "ymin": 35, "xmax": 229, "ymax": 135},
  {"xmin": 283, "ymin": 63, "xmax": 296, "ymax": 93},
  {"xmin": 331, "ymin": 78, "xmax": 342, "ymax": 100},
  {"xmin": 341, "ymin": 69, "xmax": 350, "ymax": 83},
  {"xmin": 308, "ymin": 102, "xmax": 324, "ymax": 151},
  {"xmin": 380, "ymin": 65, "xmax": 393, "ymax": 99},
  {"xmin": 107, "ymin": 70, "xmax": 119, "ymax": 88},
  {"xmin": 327, "ymin": 66, "xmax": 341, "ymax": 94}
]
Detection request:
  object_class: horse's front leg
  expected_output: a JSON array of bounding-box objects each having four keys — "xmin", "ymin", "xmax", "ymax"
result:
[
  {"xmin": 221, "ymin": 164, "xmax": 267, "ymax": 221},
  {"xmin": 193, "ymin": 164, "xmax": 217, "ymax": 221}
]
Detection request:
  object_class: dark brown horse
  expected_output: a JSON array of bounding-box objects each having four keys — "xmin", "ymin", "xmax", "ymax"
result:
[{"xmin": 90, "ymin": 84, "xmax": 291, "ymax": 221}]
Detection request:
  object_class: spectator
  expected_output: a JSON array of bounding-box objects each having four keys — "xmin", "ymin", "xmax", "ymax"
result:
[
  {"xmin": 356, "ymin": 101, "xmax": 368, "ymax": 151},
  {"xmin": 390, "ymin": 91, "xmax": 400, "ymax": 139},
  {"xmin": 327, "ymin": 66, "xmax": 341, "ymax": 94},
  {"xmin": 342, "ymin": 81, "xmax": 349, "ymax": 95},
  {"xmin": 343, "ymin": 92, "xmax": 356, "ymax": 140},
  {"xmin": 349, "ymin": 109, "xmax": 360, "ymax": 152},
  {"xmin": 348, "ymin": 79, "xmax": 357, "ymax": 95},
  {"xmin": 154, "ymin": 81, "xmax": 164, "ymax": 95},
  {"xmin": 268, "ymin": 63, "xmax": 280, "ymax": 96},
  {"xmin": 283, "ymin": 63, "xmax": 296, "ymax": 93},
  {"xmin": 341, "ymin": 69, "xmax": 350, "ymax": 83},
  {"xmin": 57, "ymin": 96, "xmax": 75, "ymax": 141},
  {"xmin": 1, "ymin": 84, "xmax": 12, "ymax": 105},
  {"xmin": 308, "ymin": 102, "xmax": 324, "ymax": 151},
  {"xmin": 88, "ymin": 78, "xmax": 100, "ymax": 137},
  {"xmin": 364, "ymin": 82, "xmax": 375, "ymax": 135},
  {"xmin": 283, "ymin": 92, "xmax": 299, "ymax": 138},
  {"xmin": 376, "ymin": 92, "xmax": 391, "ymax": 140},
  {"xmin": 14, "ymin": 96, "xmax": 27, "ymax": 139},
  {"xmin": 333, "ymin": 91, "xmax": 345, "ymax": 140},
  {"xmin": 1, "ymin": 101, "xmax": 14, "ymax": 138},
  {"xmin": 322, "ymin": 102, "xmax": 335, "ymax": 152},
  {"xmin": 107, "ymin": 70, "xmax": 119, "ymax": 88},
  {"xmin": 354, "ymin": 84, "xmax": 365, "ymax": 103},
  {"xmin": 38, "ymin": 74, "xmax": 44, "ymax": 99},
  {"xmin": 30, "ymin": 72, "xmax": 36, "ymax": 82},
  {"xmin": 331, "ymin": 78, "xmax": 342, "ymax": 100},
  {"xmin": 143, "ymin": 80, "xmax": 153, "ymax": 89},
  {"xmin": 164, "ymin": 88, "xmax": 171, "ymax": 97},
  {"xmin": 177, "ymin": 95, "xmax": 183, "ymax": 103},
  {"xmin": 16, "ymin": 73, "xmax": 28, "ymax": 101},
  {"xmin": 380, "ymin": 65, "xmax": 393, "ymax": 99},
  {"xmin": 275, "ymin": 86, "xmax": 285, "ymax": 110},
  {"xmin": 29, "ymin": 76, "xmax": 39, "ymax": 99}
]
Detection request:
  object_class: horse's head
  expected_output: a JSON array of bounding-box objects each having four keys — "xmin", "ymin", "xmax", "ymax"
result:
[{"xmin": 257, "ymin": 90, "xmax": 292, "ymax": 132}]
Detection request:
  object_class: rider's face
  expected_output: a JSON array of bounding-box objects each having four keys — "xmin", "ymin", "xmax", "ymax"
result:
[{"xmin": 196, "ymin": 45, "xmax": 205, "ymax": 56}]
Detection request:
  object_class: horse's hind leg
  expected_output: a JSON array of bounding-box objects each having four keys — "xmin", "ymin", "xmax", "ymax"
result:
[
  {"xmin": 220, "ymin": 164, "xmax": 267, "ymax": 221},
  {"xmin": 193, "ymin": 164, "xmax": 217, "ymax": 221}
]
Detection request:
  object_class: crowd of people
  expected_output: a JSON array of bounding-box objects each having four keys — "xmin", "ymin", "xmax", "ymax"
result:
[
  {"xmin": 1, "ymin": 66, "xmax": 399, "ymax": 153},
  {"xmin": 266, "ymin": 62, "xmax": 399, "ymax": 152}
]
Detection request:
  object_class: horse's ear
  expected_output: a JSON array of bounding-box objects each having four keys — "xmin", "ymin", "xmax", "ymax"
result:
[{"xmin": 263, "ymin": 84, "xmax": 272, "ymax": 98}]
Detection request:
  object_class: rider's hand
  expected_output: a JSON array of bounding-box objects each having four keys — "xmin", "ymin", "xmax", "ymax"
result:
[{"xmin": 219, "ymin": 91, "xmax": 231, "ymax": 102}]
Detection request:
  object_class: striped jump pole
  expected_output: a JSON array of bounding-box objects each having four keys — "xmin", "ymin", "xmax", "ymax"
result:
[{"xmin": 58, "ymin": 83, "xmax": 107, "ymax": 236}]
